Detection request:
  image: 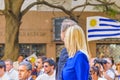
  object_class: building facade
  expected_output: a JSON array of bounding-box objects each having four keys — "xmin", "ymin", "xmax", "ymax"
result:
[
  {"xmin": 1, "ymin": 11, "xmax": 120, "ymax": 62},
  {"xmin": 0, "ymin": 0, "xmax": 120, "ymax": 63}
]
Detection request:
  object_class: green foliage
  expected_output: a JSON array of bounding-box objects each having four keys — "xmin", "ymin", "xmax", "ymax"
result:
[
  {"xmin": 93, "ymin": 4, "xmax": 119, "ymax": 18},
  {"xmin": 106, "ymin": 7, "xmax": 118, "ymax": 17}
]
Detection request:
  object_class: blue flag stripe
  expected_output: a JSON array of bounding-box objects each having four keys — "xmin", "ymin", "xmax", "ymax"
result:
[
  {"xmin": 88, "ymin": 33, "xmax": 120, "ymax": 38},
  {"xmin": 88, "ymin": 29, "xmax": 120, "ymax": 32},
  {"xmin": 99, "ymin": 18, "xmax": 117, "ymax": 22},
  {"xmin": 99, "ymin": 24, "xmax": 120, "ymax": 28}
]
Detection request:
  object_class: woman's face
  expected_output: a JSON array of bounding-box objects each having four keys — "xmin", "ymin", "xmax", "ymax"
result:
[
  {"xmin": 36, "ymin": 58, "xmax": 43, "ymax": 69},
  {"xmin": 91, "ymin": 71, "xmax": 97, "ymax": 80},
  {"xmin": 90, "ymin": 67, "xmax": 99, "ymax": 80}
]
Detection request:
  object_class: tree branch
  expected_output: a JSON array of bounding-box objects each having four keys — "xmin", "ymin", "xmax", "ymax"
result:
[
  {"xmin": 21, "ymin": 0, "xmax": 70, "ymax": 16},
  {"xmin": 0, "ymin": 9, "xmax": 5, "ymax": 15},
  {"xmin": 0, "ymin": 10, "xmax": 4, "ymax": 12},
  {"xmin": 70, "ymin": 1, "xmax": 115, "ymax": 12},
  {"xmin": 77, "ymin": 0, "xmax": 88, "ymax": 19},
  {"xmin": 11, "ymin": 0, "xmax": 24, "ymax": 16},
  {"xmin": 114, "ymin": 4, "xmax": 120, "ymax": 10},
  {"xmin": 4, "ymin": 0, "xmax": 12, "ymax": 11}
]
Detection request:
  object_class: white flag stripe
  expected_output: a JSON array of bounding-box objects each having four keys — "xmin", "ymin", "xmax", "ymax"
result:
[
  {"xmin": 88, "ymin": 36, "xmax": 120, "ymax": 41},
  {"xmin": 88, "ymin": 26, "xmax": 120, "ymax": 29},
  {"xmin": 88, "ymin": 31, "xmax": 120, "ymax": 35},
  {"xmin": 100, "ymin": 21, "xmax": 120, "ymax": 26}
]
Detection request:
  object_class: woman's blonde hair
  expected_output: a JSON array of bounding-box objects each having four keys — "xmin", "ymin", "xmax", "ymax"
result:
[{"xmin": 64, "ymin": 25, "xmax": 89, "ymax": 58}]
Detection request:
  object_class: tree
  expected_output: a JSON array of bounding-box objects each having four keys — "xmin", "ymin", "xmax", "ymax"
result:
[{"xmin": 0, "ymin": 0, "xmax": 119, "ymax": 60}]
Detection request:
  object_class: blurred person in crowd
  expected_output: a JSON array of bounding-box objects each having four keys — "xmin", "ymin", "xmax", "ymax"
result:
[
  {"xmin": 102, "ymin": 58, "xmax": 115, "ymax": 80},
  {"xmin": 0, "ymin": 60, "xmax": 10, "ymax": 80},
  {"xmin": 116, "ymin": 63, "xmax": 120, "ymax": 75},
  {"xmin": 90, "ymin": 66, "xmax": 106, "ymax": 80},
  {"xmin": 5, "ymin": 59, "xmax": 18, "ymax": 80},
  {"xmin": 56, "ymin": 18, "xmax": 78, "ymax": 80},
  {"xmin": 36, "ymin": 56, "xmax": 47, "ymax": 76},
  {"xmin": 28, "ymin": 57, "xmax": 37, "ymax": 80},
  {"xmin": 36, "ymin": 58, "xmax": 56, "ymax": 80},
  {"xmin": 62, "ymin": 25, "xmax": 90, "ymax": 80},
  {"xmin": 93, "ymin": 58, "xmax": 104, "ymax": 77},
  {"xmin": 90, "ymin": 57, "xmax": 97, "ymax": 67},
  {"xmin": 18, "ymin": 61, "xmax": 33, "ymax": 80},
  {"xmin": 89, "ymin": 58, "xmax": 97, "ymax": 80},
  {"xmin": 13, "ymin": 54, "xmax": 24, "ymax": 71},
  {"xmin": 30, "ymin": 56, "xmax": 47, "ymax": 79},
  {"xmin": 109, "ymin": 56, "xmax": 119, "ymax": 76}
]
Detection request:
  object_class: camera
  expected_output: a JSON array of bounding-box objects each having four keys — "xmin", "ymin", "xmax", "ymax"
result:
[{"xmin": 94, "ymin": 58, "xmax": 107, "ymax": 66}]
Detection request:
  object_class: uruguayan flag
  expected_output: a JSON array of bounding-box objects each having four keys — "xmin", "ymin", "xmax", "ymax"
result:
[
  {"xmin": 87, "ymin": 16, "xmax": 120, "ymax": 41},
  {"xmin": 24, "ymin": 52, "xmax": 37, "ymax": 63}
]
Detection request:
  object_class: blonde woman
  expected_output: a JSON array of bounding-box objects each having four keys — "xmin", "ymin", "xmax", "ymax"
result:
[
  {"xmin": 56, "ymin": 19, "xmax": 77, "ymax": 80},
  {"xmin": 62, "ymin": 25, "xmax": 90, "ymax": 80}
]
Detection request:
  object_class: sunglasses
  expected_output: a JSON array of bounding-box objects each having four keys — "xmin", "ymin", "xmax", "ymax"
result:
[{"xmin": 43, "ymin": 65, "xmax": 49, "ymax": 68}]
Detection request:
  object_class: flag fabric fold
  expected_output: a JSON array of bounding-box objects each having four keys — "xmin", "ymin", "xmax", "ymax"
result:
[
  {"xmin": 24, "ymin": 53, "xmax": 37, "ymax": 63},
  {"xmin": 87, "ymin": 16, "xmax": 120, "ymax": 41}
]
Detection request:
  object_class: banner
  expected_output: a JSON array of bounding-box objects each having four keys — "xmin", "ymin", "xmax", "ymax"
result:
[
  {"xmin": 87, "ymin": 16, "xmax": 120, "ymax": 41},
  {"xmin": 24, "ymin": 53, "xmax": 37, "ymax": 63}
]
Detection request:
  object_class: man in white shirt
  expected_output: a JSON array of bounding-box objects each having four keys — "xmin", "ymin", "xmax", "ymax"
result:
[
  {"xmin": 102, "ymin": 58, "xmax": 115, "ymax": 80},
  {"xmin": 5, "ymin": 59, "xmax": 19, "ymax": 80},
  {"xmin": 13, "ymin": 55, "xmax": 24, "ymax": 71},
  {"xmin": 36, "ymin": 58, "xmax": 56, "ymax": 80},
  {"xmin": 0, "ymin": 60, "xmax": 10, "ymax": 80},
  {"xmin": 18, "ymin": 61, "xmax": 33, "ymax": 80}
]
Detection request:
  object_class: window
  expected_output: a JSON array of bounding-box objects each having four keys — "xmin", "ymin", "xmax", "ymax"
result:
[
  {"xmin": 53, "ymin": 17, "xmax": 67, "ymax": 41},
  {"xmin": 19, "ymin": 44, "xmax": 46, "ymax": 57}
]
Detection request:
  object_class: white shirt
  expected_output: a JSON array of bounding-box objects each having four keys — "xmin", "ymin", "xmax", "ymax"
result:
[
  {"xmin": 6, "ymin": 68, "xmax": 19, "ymax": 80},
  {"xmin": 37, "ymin": 68, "xmax": 44, "ymax": 76},
  {"xmin": 36, "ymin": 71, "xmax": 55, "ymax": 80},
  {"xmin": 98, "ymin": 77, "xmax": 107, "ymax": 80},
  {"xmin": 13, "ymin": 61, "xmax": 19, "ymax": 71},
  {"xmin": 0, "ymin": 72, "xmax": 10, "ymax": 80},
  {"xmin": 106, "ymin": 69, "xmax": 115, "ymax": 79},
  {"xmin": 27, "ymin": 76, "xmax": 32, "ymax": 80}
]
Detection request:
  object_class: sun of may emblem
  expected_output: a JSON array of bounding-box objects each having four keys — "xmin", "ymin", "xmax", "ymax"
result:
[{"xmin": 90, "ymin": 19, "xmax": 97, "ymax": 27}]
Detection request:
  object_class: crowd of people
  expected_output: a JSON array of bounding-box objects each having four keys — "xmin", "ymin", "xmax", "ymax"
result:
[
  {"xmin": 0, "ymin": 18, "xmax": 120, "ymax": 80},
  {"xmin": 89, "ymin": 56, "xmax": 120, "ymax": 80},
  {"xmin": 0, "ymin": 54, "xmax": 119, "ymax": 80},
  {"xmin": 0, "ymin": 55, "xmax": 56, "ymax": 80}
]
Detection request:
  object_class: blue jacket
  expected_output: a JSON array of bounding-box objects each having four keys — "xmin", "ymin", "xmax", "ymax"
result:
[
  {"xmin": 56, "ymin": 48, "xmax": 68, "ymax": 80},
  {"xmin": 62, "ymin": 50, "xmax": 89, "ymax": 80}
]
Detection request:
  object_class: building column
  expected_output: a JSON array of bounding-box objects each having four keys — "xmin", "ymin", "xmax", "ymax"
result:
[
  {"xmin": 46, "ymin": 43, "xmax": 56, "ymax": 61},
  {"xmin": 89, "ymin": 41, "xmax": 96, "ymax": 58}
]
